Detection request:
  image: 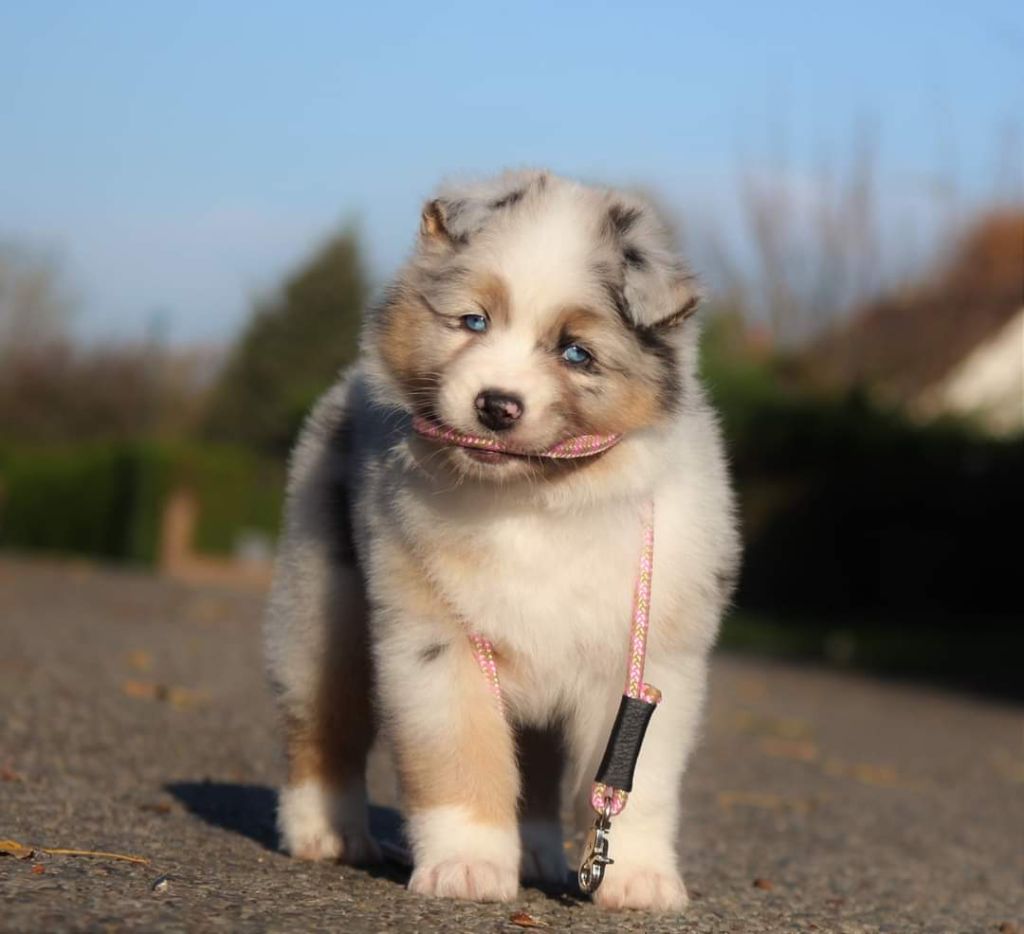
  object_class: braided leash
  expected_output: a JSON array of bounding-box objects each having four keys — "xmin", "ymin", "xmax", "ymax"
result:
[
  {"xmin": 412, "ymin": 415, "xmax": 622, "ymax": 459},
  {"xmin": 411, "ymin": 417, "xmax": 660, "ymax": 895},
  {"xmin": 588, "ymin": 501, "xmax": 658, "ymax": 819}
]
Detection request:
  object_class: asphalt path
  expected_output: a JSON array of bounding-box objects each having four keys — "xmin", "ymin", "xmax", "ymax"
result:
[{"xmin": 1, "ymin": 558, "xmax": 1021, "ymax": 933}]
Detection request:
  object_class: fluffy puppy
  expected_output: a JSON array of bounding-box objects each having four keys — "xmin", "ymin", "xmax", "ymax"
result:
[{"xmin": 264, "ymin": 170, "xmax": 740, "ymax": 911}]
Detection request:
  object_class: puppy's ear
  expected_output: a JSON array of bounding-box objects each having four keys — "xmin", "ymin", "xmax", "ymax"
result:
[
  {"xmin": 648, "ymin": 277, "xmax": 703, "ymax": 331},
  {"xmin": 605, "ymin": 197, "xmax": 703, "ymax": 331},
  {"xmin": 621, "ymin": 250, "xmax": 704, "ymax": 332},
  {"xmin": 420, "ymin": 199, "xmax": 454, "ymax": 245}
]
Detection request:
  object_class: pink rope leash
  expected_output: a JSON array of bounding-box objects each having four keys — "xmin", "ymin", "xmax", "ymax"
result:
[
  {"xmin": 590, "ymin": 501, "xmax": 658, "ymax": 817},
  {"xmin": 411, "ymin": 415, "xmax": 622, "ymax": 459},
  {"xmin": 469, "ymin": 632, "xmax": 503, "ymax": 711}
]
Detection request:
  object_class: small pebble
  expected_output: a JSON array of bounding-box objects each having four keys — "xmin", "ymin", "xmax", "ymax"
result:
[{"xmin": 151, "ymin": 874, "xmax": 170, "ymax": 894}]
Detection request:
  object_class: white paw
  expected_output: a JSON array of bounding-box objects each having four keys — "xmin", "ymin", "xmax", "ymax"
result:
[
  {"xmin": 593, "ymin": 866, "xmax": 689, "ymax": 912},
  {"xmin": 519, "ymin": 821, "xmax": 568, "ymax": 885},
  {"xmin": 277, "ymin": 781, "xmax": 380, "ymax": 864},
  {"xmin": 286, "ymin": 825, "xmax": 381, "ymax": 864},
  {"xmin": 408, "ymin": 860, "xmax": 519, "ymax": 902}
]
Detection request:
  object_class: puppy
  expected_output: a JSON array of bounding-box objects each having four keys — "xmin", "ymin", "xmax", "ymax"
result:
[{"xmin": 264, "ymin": 170, "xmax": 740, "ymax": 911}]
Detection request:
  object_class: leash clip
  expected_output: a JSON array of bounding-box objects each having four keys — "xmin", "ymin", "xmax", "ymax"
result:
[{"xmin": 578, "ymin": 803, "xmax": 614, "ymax": 894}]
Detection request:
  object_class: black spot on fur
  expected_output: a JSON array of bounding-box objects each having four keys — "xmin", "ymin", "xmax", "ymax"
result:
[
  {"xmin": 623, "ymin": 245, "xmax": 647, "ymax": 269},
  {"xmin": 490, "ymin": 188, "xmax": 525, "ymax": 210},
  {"xmin": 419, "ymin": 642, "xmax": 449, "ymax": 663},
  {"xmin": 633, "ymin": 322, "xmax": 683, "ymax": 412},
  {"xmin": 601, "ymin": 278, "xmax": 632, "ymax": 324},
  {"xmin": 443, "ymin": 198, "xmax": 466, "ymax": 223},
  {"xmin": 606, "ymin": 204, "xmax": 642, "ymax": 238}
]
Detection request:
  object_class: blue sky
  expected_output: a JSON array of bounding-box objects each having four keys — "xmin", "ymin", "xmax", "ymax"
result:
[{"xmin": 2, "ymin": 1, "xmax": 1021, "ymax": 343}]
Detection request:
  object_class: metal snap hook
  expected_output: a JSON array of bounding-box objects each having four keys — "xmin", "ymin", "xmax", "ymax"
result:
[{"xmin": 578, "ymin": 804, "xmax": 614, "ymax": 894}]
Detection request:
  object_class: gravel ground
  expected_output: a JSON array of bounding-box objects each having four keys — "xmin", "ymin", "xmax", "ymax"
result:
[{"xmin": 1, "ymin": 557, "xmax": 1021, "ymax": 933}]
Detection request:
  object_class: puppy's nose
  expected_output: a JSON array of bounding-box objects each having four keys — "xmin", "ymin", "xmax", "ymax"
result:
[{"xmin": 475, "ymin": 390, "xmax": 524, "ymax": 432}]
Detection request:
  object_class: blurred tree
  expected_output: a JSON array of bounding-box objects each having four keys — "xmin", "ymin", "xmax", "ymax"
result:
[
  {"xmin": 203, "ymin": 228, "xmax": 367, "ymax": 454},
  {"xmin": 0, "ymin": 241, "xmax": 71, "ymax": 353}
]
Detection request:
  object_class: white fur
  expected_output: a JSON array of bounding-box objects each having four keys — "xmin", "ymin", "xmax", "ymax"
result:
[
  {"xmin": 407, "ymin": 806, "xmax": 520, "ymax": 901},
  {"xmin": 277, "ymin": 780, "xmax": 379, "ymax": 864}
]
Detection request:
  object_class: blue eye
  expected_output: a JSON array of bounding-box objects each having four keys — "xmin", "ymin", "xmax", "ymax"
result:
[
  {"xmin": 461, "ymin": 314, "xmax": 488, "ymax": 333},
  {"xmin": 561, "ymin": 343, "xmax": 592, "ymax": 366}
]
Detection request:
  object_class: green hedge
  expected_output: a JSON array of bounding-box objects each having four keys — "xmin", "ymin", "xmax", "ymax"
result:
[
  {"xmin": 700, "ymin": 338, "xmax": 1023, "ymax": 625},
  {"xmin": 0, "ymin": 441, "xmax": 283, "ymax": 564}
]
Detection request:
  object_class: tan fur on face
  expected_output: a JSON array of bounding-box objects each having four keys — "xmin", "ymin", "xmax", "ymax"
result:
[
  {"xmin": 375, "ymin": 273, "xmax": 514, "ymax": 420},
  {"xmin": 377, "ymin": 283, "xmax": 674, "ymax": 474},
  {"xmin": 542, "ymin": 303, "xmax": 669, "ymax": 437},
  {"xmin": 473, "ymin": 272, "xmax": 511, "ymax": 328}
]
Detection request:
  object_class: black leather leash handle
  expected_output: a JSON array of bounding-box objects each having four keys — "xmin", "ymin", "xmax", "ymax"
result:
[{"xmin": 594, "ymin": 694, "xmax": 657, "ymax": 792}]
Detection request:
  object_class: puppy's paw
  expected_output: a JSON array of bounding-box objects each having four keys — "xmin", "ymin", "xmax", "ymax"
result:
[
  {"xmin": 277, "ymin": 781, "xmax": 380, "ymax": 864},
  {"xmin": 593, "ymin": 866, "xmax": 688, "ymax": 912},
  {"xmin": 285, "ymin": 824, "xmax": 340, "ymax": 861},
  {"xmin": 289, "ymin": 826, "xmax": 381, "ymax": 864},
  {"xmin": 520, "ymin": 820, "xmax": 568, "ymax": 887},
  {"xmin": 408, "ymin": 860, "xmax": 518, "ymax": 902}
]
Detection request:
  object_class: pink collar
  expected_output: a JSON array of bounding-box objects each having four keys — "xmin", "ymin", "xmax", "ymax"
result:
[{"xmin": 411, "ymin": 415, "xmax": 622, "ymax": 459}]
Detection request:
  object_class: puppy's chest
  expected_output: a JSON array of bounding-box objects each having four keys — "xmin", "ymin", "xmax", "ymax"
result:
[{"xmin": 422, "ymin": 511, "xmax": 642, "ymax": 679}]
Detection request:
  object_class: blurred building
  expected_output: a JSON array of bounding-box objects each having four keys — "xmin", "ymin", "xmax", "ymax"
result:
[{"xmin": 811, "ymin": 211, "xmax": 1024, "ymax": 436}]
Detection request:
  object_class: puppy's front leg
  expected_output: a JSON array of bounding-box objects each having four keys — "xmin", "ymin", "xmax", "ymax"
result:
[
  {"xmin": 373, "ymin": 571, "xmax": 520, "ymax": 901},
  {"xmin": 569, "ymin": 654, "xmax": 708, "ymax": 912}
]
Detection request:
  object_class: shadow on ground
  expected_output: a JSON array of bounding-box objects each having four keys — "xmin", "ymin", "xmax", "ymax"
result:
[
  {"xmin": 165, "ymin": 781, "xmax": 412, "ymax": 880},
  {"xmin": 164, "ymin": 781, "xmax": 582, "ymax": 896},
  {"xmin": 167, "ymin": 781, "xmax": 280, "ymax": 850}
]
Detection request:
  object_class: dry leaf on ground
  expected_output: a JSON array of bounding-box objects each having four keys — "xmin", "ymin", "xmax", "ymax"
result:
[
  {"xmin": 139, "ymin": 802, "xmax": 173, "ymax": 815},
  {"xmin": 509, "ymin": 911, "xmax": 549, "ymax": 928},
  {"xmin": 0, "ymin": 840, "xmax": 35, "ymax": 860}
]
